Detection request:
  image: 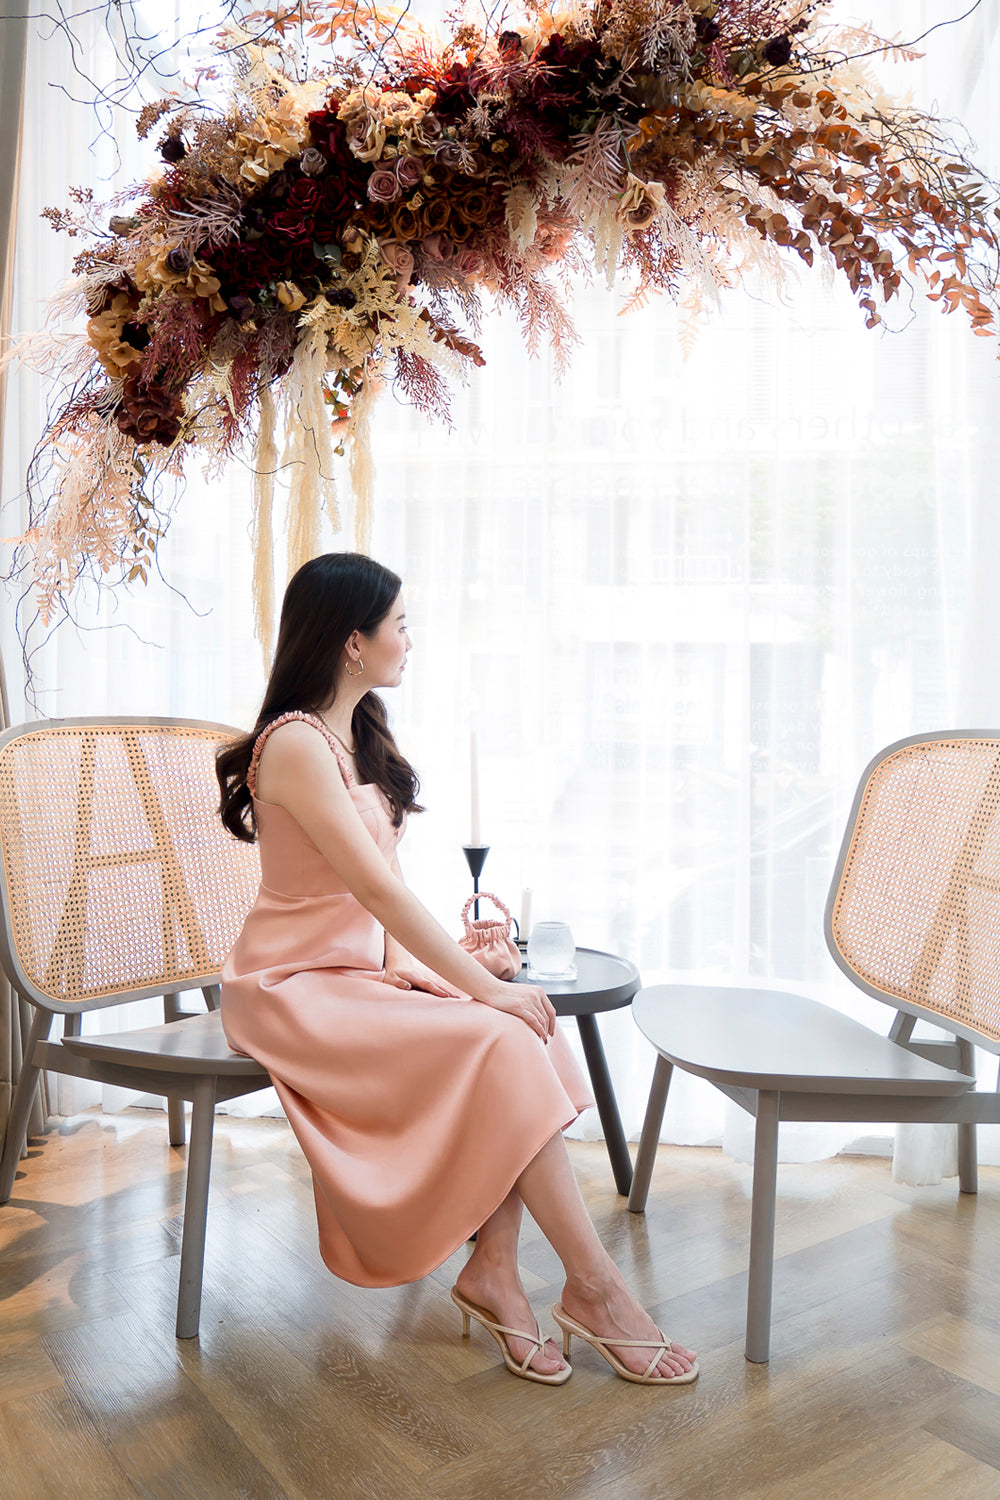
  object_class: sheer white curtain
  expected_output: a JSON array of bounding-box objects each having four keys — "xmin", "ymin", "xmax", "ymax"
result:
[{"xmin": 3, "ymin": 2, "xmax": 1000, "ymax": 1162}]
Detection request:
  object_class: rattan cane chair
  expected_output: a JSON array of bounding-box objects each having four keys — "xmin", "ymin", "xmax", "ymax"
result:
[
  {"xmin": 628, "ymin": 730, "xmax": 1000, "ymax": 1362},
  {"xmin": 0, "ymin": 716, "xmax": 269, "ymax": 1336}
]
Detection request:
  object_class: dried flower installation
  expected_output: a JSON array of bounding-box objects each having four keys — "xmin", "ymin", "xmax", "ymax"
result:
[{"xmin": 7, "ymin": 0, "xmax": 999, "ymax": 650}]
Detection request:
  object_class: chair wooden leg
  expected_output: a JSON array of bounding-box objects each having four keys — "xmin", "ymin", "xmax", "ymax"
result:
[
  {"xmin": 0, "ymin": 1009, "xmax": 52, "ymax": 1202},
  {"xmin": 162, "ymin": 996, "xmax": 187, "ymax": 1146},
  {"xmin": 627, "ymin": 1056, "xmax": 674, "ymax": 1213},
  {"xmin": 175, "ymin": 1076, "xmax": 217, "ymax": 1339},
  {"xmin": 745, "ymin": 1089, "xmax": 780, "ymax": 1365},
  {"xmin": 957, "ymin": 1038, "xmax": 978, "ymax": 1194}
]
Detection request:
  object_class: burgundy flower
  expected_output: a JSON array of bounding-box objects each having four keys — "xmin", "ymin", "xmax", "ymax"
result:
[
  {"xmin": 763, "ymin": 35, "xmax": 793, "ymax": 66},
  {"xmin": 159, "ymin": 131, "xmax": 186, "ymax": 163},
  {"xmin": 267, "ymin": 208, "xmax": 314, "ymax": 243},
  {"xmin": 433, "ymin": 63, "xmax": 476, "ymax": 123},
  {"xmin": 121, "ymin": 321, "xmax": 151, "ymax": 351},
  {"xmin": 328, "ymin": 288, "xmax": 358, "ymax": 309},
  {"xmin": 288, "ymin": 179, "xmax": 322, "ymax": 213},
  {"xmin": 227, "ymin": 294, "xmax": 256, "ymax": 322},
  {"xmin": 315, "ymin": 174, "xmax": 357, "ymax": 225},
  {"xmin": 694, "ymin": 16, "xmax": 721, "ymax": 45}
]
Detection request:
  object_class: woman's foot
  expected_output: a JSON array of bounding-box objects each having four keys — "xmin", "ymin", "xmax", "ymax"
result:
[
  {"xmin": 454, "ymin": 1263, "xmax": 567, "ymax": 1378},
  {"xmin": 559, "ymin": 1271, "xmax": 696, "ymax": 1380}
]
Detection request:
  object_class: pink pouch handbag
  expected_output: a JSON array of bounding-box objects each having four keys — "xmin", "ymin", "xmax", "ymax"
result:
[{"xmin": 459, "ymin": 892, "xmax": 522, "ymax": 980}]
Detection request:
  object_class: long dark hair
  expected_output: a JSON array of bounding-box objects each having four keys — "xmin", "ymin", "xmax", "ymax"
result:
[{"xmin": 217, "ymin": 553, "xmax": 422, "ymax": 841}]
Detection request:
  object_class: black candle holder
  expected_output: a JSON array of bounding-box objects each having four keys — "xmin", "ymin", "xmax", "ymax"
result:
[{"xmin": 462, "ymin": 844, "xmax": 490, "ymax": 919}]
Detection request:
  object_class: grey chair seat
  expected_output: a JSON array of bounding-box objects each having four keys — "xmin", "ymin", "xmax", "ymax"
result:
[
  {"xmin": 633, "ymin": 986, "xmax": 975, "ymax": 1098},
  {"xmin": 61, "ymin": 1009, "xmax": 265, "ymax": 1078}
]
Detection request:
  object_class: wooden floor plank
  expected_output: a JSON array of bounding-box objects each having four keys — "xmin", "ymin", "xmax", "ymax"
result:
[
  {"xmin": 45, "ymin": 1311, "xmax": 290, "ymax": 1500},
  {"xmin": 0, "ymin": 1329, "xmax": 65, "ymax": 1407},
  {"xmin": 903, "ymin": 1315, "xmax": 1000, "ymax": 1397},
  {"xmin": 0, "ymin": 1385, "xmax": 139, "ymax": 1500},
  {"xmin": 923, "ymin": 1388, "xmax": 1000, "ymax": 1472},
  {"xmin": 3, "ymin": 1113, "xmax": 1000, "ymax": 1500}
]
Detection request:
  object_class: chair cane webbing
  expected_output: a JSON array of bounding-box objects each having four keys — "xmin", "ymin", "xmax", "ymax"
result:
[
  {"xmin": 829, "ymin": 737, "xmax": 1000, "ymax": 1046},
  {"xmin": 0, "ymin": 723, "xmax": 259, "ymax": 1007}
]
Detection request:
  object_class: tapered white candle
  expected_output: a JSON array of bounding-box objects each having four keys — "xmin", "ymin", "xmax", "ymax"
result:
[
  {"xmin": 470, "ymin": 729, "xmax": 481, "ymax": 846},
  {"xmin": 520, "ymin": 887, "xmax": 532, "ymax": 937}
]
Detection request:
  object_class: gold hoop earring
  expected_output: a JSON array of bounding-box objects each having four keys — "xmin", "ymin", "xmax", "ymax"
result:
[{"xmin": 345, "ymin": 657, "xmax": 365, "ymax": 677}]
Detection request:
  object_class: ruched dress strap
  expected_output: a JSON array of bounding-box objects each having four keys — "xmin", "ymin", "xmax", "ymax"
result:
[{"xmin": 246, "ymin": 711, "xmax": 354, "ymax": 797}]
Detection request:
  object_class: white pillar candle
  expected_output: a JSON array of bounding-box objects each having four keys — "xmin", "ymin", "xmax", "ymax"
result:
[
  {"xmin": 470, "ymin": 729, "xmax": 481, "ymax": 846},
  {"xmin": 520, "ymin": 887, "xmax": 532, "ymax": 937}
]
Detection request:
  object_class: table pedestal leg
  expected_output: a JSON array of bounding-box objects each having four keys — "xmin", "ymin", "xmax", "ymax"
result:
[{"xmin": 576, "ymin": 1013, "xmax": 633, "ymax": 1196}]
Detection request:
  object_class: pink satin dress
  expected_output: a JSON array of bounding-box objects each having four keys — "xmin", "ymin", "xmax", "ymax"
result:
[{"xmin": 221, "ymin": 712, "xmax": 592, "ymax": 1287}]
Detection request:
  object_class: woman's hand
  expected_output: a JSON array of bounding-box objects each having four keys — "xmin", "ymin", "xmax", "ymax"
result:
[
  {"xmin": 479, "ymin": 979, "xmax": 556, "ymax": 1043},
  {"xmin": 383, "ymin": 959, "xmax": 461, "ymax": 998}
]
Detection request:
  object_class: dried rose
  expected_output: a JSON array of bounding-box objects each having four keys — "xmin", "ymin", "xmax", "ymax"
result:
[
  {"xmin": 454, "ymin": 189, "xmax": 491, "ymax": 228},
  {"xmin": 615, "ymin": 175, "xmax": 665, "ymax": 232},
  {"xmin": 434, "ymin": 140, "xmax": 475, "ymax": 174},
  {"xmin": 288, "ymin": 179, "xmax": 322, "ymax": 214},
  {"xmin": 395, "ymin": 154, "xmax": 425, "ymax": 191},
  {"xmin": 276, "ymin": 281, "xmax": 307, "ymax": 311},
  {"xmin": 346, "ymin": 116, "xmax": 387, "ymax": 162},
  {"xmin": 108, "ymin": 215, "xmax": 139, "ymax": 236},
  {"xmin": 267, "ymin": 208, "xmax": 314, "ymax": 244},
  {"xmin": 454, "ymin": 248, "xmax": 482, "ymax": 278},
  {"xmin": 422, "ymin": 196, "xmax": 452, "ymax": 233},
  {"xmin": 390, "ymin": 205, "xmax": 423, "ymax": 241},
  {"xmin": 299, "ymin": 147, "xmax": 327, "ymax": 177},
  {"xmin": 368, "ymin": 168, "xmax": 402, "ymax": 204},
  {"xmin": 164, "ymin": 245, "xmax": 193, "ymax": 276},
  {"xmin": 340, "ymin": 226, "xmax": 366, "ymax": 257},
  {"xmin": 380, "ymin": 239, "xmax": 415, "ymax": 279},
  {"xmin": 421, "ymin": 232, "xmax": 453, "ymax": 263}
]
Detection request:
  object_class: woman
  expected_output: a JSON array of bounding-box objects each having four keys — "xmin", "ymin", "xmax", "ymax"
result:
[{"xmin": 217, "ymin": 553, "xmax": 697, "ymax": 1385}]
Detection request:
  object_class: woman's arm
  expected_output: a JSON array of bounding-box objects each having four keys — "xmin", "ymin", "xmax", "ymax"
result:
[
  {"xmin": 255, "ymin": 722, "xmax": 555, "ymax": 1040},
  {"xmin": 383, "ymin": 852, "xmax": 460, "ymax": 996}
]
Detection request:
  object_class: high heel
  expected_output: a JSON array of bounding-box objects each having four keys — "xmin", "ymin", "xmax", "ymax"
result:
[
  {"xmin": 551, "ymin": 1302, "xmax": 699, "ymax": 1385},
  {"xmin": 450, "ymin": 1288, "xmax": 572, "ymax": 1385}
]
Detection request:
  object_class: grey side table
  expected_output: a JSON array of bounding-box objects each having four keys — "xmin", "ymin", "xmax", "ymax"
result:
[{"xmin": 516, "ymin": 946, "xmax": 639, "ymax": 1195}]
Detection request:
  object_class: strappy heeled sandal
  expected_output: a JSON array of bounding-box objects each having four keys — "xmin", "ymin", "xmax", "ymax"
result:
[
  {"xmin": 551, "ymin": 1302, "xmax": 699, "ymax": 1385},
  {"xmin": 450, "ymin": 1288, "xmax": 572, "ymax": 1385}
]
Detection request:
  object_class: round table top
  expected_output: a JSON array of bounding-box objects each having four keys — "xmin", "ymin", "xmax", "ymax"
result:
[{"xmin": 514, "ymin": 946, "xmax": 640, "ymax": 1016}]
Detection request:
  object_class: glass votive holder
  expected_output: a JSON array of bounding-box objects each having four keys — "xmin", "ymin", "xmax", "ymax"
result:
[{"xmin": 527, "ymin": 921, "xmax": 577, "ymax": 981}]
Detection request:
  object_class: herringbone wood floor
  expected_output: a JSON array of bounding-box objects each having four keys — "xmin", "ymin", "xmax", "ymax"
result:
[{"xmin": 3, "ymin": 1111, "xmax": 1000, "ymax": 1499}]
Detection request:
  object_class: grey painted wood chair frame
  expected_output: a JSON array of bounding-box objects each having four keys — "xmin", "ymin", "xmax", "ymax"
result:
[
  {"xmin": 627, "ymin": 730, "xmax": 1000, "ymax": 1363},
  {"xmin": 0, "ymin": 717, "xmax": 269, "ymax": 1337}
]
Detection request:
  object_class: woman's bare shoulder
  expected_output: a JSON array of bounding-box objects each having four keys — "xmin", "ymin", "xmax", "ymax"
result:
[{"xmin": 257, "ymin": 717, "xmax": 338, "ymax": 779}]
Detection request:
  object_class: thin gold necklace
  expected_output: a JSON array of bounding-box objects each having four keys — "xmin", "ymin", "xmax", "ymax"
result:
[{"xmin": 316, "ymin": 710, "xmax": 355, "ymax": 756}]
